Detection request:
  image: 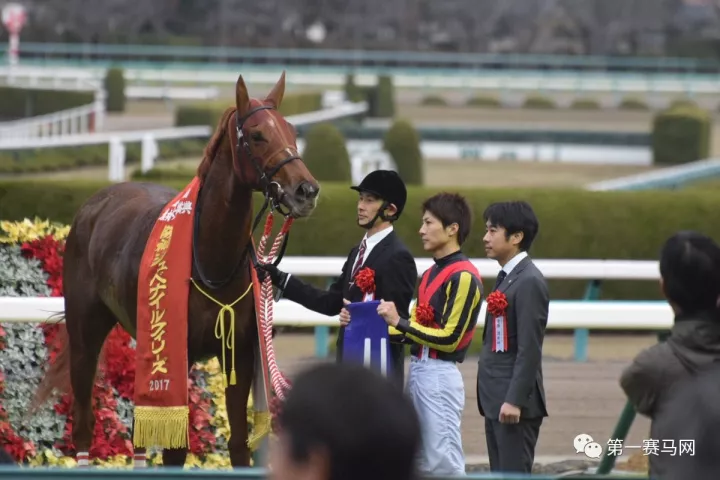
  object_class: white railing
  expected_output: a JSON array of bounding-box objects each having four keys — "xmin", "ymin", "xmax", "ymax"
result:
[
  {"xmin": 0, "ymin": 296, "xmax": 673, "ymax": 330},
  {"xmin": 0, "ymin": 103, "xmax": 101, "ymax": 140},
  {"xmin": 2, "ymin": 64, "xmax": 720, "ymax": 97},
  {"xmin": 586, "ymin": 157, "xmax": 720, "ymax": 191},
  {"xmin": 125, "ymin": 85, "xmax": 220, "ymax": 101},
  {"xmin": 0, "ymin": 258, "xmax": 667, "ymax": 360}
]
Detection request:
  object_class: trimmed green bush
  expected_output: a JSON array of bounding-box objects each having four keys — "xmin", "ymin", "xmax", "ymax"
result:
[
  {"xmin": 669, "ymin": 98, "xmax": 698, "ymax": 109},
  {"xmin": 373, "ymin": 75, "xmax": 395, "ymax": 118},
  {"xmin": 420, "ymin": 95, "xmax": 448, "ymax": 106},
  {"xmin": 174, "ymin": 92, "xmax": 324, "ymax": 129},
  {"xmin": 570, "ymin": 98, "xmax": 601, "ymax": 110},
  {"xmin": 2, "ymin": 182, "xmax": 720, "ymax": 302},
  {"xmin": 301, "ymin": 123, "xmax": 351, "ymax": 182},
  {"xmin": 652, "ymin": 105, "xmax": 712, "ymax": 165},
  {"xmin": 343, "ymin": 74, "xmax": 365, "ymax": 103},
  {"xmin": 522, "ymin": 95, "xmax": 556, "ymax": 109},
  {"xmin": 0, "ymin": 86, "xmax": 94, "ymax": 120},
  {"xmin": 465, "ymin": 95, "xmax": 501, "ymax": 108},
  {"xmin": 0, "ymin": 139, "xmax": 206, "ymax": 174},
  {"xmin": 103, "ymin": 67, "xmax": 126, "ymax": 113},
  {"xmin": 618, "ymin": 97, "xmax": 649, "ymax": 111},
  {"xmin": 383, "ymin": 119, "xmax": 423, "ymax": 186}
]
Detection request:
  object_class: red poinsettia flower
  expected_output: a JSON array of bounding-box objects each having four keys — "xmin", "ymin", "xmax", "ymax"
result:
[
  {"xmin": 487, "ymin": 291, "xmax": 509, "ymax": 317},
  {"xmin": 415, "ymin": 303, "xmax": 436, "ymax": 327},
  {"xmin": 354, "ymin": 267, "xmax": 375, "ymax": 295}
]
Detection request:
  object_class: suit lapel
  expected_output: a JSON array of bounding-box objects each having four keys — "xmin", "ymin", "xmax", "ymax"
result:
[
  {"xmin": 497, "ymin": 256, "xmax": 532, "ymax": 295},
  {"xmin": 362, "ymin": 231, "xmax": 394, "ymax": 270}
]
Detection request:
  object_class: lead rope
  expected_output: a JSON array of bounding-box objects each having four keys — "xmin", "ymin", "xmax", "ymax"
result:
[{"xmin": 256, "ymin": 212, "xmax": 293, "ymax": 395}]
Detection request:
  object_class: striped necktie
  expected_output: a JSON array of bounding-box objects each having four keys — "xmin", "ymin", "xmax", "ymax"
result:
[{"xmin": 351, "ymin": 240, "xmax": 367, "ymax": 279}]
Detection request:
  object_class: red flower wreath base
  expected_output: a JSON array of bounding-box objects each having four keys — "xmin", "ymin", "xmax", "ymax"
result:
[{"xmin": 0, "ymin": 230, "xmax": 223, "ymax": 464}]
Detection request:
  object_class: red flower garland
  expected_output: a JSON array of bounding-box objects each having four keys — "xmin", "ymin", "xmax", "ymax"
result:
[
  {"xmin": 4, "ymin": 231, "xmax": 220, "ymax": 463},
  {"xmin": 486, "ymin": 291, "xmax": 509, "ymax": 317},
  {"xmin": 354, "ymin": 267, "xmax": 376, "ymax": 295},
  {"xmin": 414, "ymin": 304, "xmax": 436, "ymax": 327}
]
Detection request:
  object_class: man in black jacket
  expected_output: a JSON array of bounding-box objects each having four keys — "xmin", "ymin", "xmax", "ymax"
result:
[{"xmin": 256, "ymin": 170, "xmax": 418, "ymax": 389}]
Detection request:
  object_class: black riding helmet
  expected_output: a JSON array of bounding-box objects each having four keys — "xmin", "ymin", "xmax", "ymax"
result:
[{"xmin": 350, "ymin": 170, "xmax": 407, "ymax": 228}]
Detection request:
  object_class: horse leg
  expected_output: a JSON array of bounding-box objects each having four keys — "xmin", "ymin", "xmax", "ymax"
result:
[
  {"xmin": 66, "ymin": 299, "xmax": 117, "ymax": 466},
  {"xmin": 226, "ymin": 340, "xmax": 256, "ymax": 467}
]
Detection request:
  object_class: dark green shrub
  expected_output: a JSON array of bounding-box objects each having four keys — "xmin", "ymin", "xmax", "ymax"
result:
[
  {"xmin": 373, "ymin": 75, "xmax": 395, "ymax": 118},
  {"xmin": 301, "ymin": 123, "xmax": 351, "ymax": 182},
  {"xmin": 618, "ymin": 97, "xmax": 649, "ymax": 111},
  {"xmin": 522, "ymin": 95, "xmax": 556, "ymax": 109},
  {"xmin": 103, "ymin": 67, "xmax": 126, "ymax": 113},
  {"xmin": 652, "ymin": 105, "xmax": 711, "ymax": 165},
  {"xmin": 465, "ymin": 95, "xmax": 501, "ymax": 108},
  {"xmin": 420, "ymin": 95, "xmax": 448, "ymax": 106},
  {"xmin": 570, "ymin": 98, "xmax": 601, "ymax": 110},
  {"xmin": 383, "ymin": 119, "xmax": 422, "ymax": 185}
]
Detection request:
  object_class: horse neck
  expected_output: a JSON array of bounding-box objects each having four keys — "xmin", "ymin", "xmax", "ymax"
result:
[{"xmin": 194, "ymin": 143, "xmax": 253, "ymax": 286}]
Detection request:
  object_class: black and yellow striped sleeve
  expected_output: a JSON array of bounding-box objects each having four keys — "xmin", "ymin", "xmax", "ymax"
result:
[
  {"xmin": 394, "ymin": 271, "xmax": 482, "ymax": 352},
  {"xmin": 389, "ymin": 303, "xmax": 415, "ymax": 343}
]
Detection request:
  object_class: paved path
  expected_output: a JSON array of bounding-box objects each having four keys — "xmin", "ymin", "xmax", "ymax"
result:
[{"xmin": 273, "ymin": 333, "xmax": 654, "ymax": 460}]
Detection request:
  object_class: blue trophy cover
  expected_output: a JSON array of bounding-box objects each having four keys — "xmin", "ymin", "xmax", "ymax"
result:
[{"xmin": 343, "ymin": 300, "xmax": 393, "ymax": 377}]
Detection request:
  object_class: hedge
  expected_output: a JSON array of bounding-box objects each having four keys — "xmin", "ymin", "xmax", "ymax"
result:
[
  {"xmin": 0, "ymin": 86, "xmax": 94, "ymax": 120},
  {"xmin": 0, "ymin": 139, "xmax": 207, "ymax": 174},
  {"xmin": 301, "ymin": 123, "xmax": 351, "ymax": 182},
  {"xmin": 174, "ymin": 92, "xmax": 323, "ymax": 129},
  {"xmin": 103, "ymin": 67, "xmax": 126, "ymax": 113},
  {"xmin": 2, "ymin": 180, "xmax": 719, "ymax": 302},
  {"xmin": 652, "ymin": 105, "xmax": 711, "ymax": 165}
]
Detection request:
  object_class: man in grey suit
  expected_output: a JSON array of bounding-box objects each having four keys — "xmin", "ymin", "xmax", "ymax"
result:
[{"xmin": 476, "ymin": 201, "xmax": 549, "ymax": 473}]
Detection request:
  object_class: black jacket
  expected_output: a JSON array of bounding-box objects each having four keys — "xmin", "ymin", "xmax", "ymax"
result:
[{"xmin": 281, "ymin": 230, "xmax": 417, "ymax": 388}]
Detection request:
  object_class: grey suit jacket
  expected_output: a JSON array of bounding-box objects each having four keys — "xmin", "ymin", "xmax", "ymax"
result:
[{"xmin": 476, "ymin": 256, "xmax": 549, "ymax": 421}]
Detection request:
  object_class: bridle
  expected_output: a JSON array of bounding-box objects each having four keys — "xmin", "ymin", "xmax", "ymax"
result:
[{"xmin": 191, "ymin": 103, "xmax": 303, "ymax": 290}]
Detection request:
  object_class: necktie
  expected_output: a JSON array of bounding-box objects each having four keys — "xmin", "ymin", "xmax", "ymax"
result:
[
  {"xmin": 351, "ymin": 240, "xmax": 367, "ymax": 279},
  {"xmin": 494, "ymin": 270, "xmax": 507, "ymax": 291}
]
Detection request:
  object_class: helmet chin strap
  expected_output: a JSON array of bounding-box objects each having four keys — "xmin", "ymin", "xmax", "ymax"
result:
[{"xmin": 360, "ymin": 201, "xmax": 394, "ymax": 230}]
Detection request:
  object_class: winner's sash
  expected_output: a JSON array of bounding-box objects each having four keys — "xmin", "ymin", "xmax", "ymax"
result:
[
  {"xmin": 133, "ymin": 177, "xmax": 200, "ymax": 449},
  {"xmin": 342, "ymin": 300, "xmax": 393, "ymax": 377}
]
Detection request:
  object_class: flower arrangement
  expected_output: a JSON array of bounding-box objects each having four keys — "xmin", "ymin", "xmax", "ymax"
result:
[
  {"xmin": 354, "ymin": 267, "xmax": 375, "ymax": 296},
  {"xmin": 486, "ymin": 291, "xmax": 509, "ymax": 317},
  {"xmin": 0, "ymin": 218, "xmax": 260, "ymax": 468}
]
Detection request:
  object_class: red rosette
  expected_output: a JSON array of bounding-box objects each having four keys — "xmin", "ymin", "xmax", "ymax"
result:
[
  {"xmin": 486, "ymin": 291, "xmax": 508, "ymax": 317},
  {"xmin": 354, "ymin": 267, "xmax": 376, "ymax": 295},
  {"xmin": 414, "ymin": 303, "xmax": 436, "ymax": 327}
]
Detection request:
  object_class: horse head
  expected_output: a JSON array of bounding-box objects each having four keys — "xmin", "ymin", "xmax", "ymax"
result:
[{"xmin": 231, "ymin": 71, "xmax": 320, "ymax": 219}]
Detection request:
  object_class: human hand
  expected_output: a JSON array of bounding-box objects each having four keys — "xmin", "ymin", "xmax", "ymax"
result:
[
  {"xmin": 340, "ymin": 299, "xmax": 351, "ymax": 326},
  {"xmin": 377, "ymin": 299, "xmax": 400, "ymax": 327},
  {"xmin": 499, "ymin": 402, "xmax": 521, "ymax": 424},
  {"xmin": 255, "ymin": 263, "xmax": 287, "ymax": 287}
]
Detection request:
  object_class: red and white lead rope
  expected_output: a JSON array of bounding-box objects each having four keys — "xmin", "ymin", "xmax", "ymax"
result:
[{"xmin": 256, "ymin": 212, "xmax": 293, "ymax": 400}]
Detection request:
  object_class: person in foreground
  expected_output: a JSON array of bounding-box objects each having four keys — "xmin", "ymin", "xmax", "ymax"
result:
[
  {"xmin": 476, "ymin": 200, "xmax": 549, "ymax": 473},
  {"xmin": 256, "ymin": 170, "xmax": 418, "ymax": 389},
  {"xmin": 619, "ymin": 230, "xmax": 720, "ymax": 480},
  {"xmin": 268, "ymin": 362, "xmax": 421, "ymax": 480},
  {"xmin": 376, "ymin": 192, "xmax": 483, "ymax": 476}
]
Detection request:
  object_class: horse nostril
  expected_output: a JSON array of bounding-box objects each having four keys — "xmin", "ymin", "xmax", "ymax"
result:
[{"xmin": 296, "ymin": 182, "xmax": 318, "ymax": 200}]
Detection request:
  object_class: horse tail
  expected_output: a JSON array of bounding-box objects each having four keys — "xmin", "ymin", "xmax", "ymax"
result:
[{"xmin": 29, "ymin": 316, "xmax": 72, "ymax": 415}]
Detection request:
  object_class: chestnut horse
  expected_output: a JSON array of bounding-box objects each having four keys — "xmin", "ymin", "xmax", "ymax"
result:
[{"xmin": 30, "ymin": 72, "xmax": 320, "ymax": 467}]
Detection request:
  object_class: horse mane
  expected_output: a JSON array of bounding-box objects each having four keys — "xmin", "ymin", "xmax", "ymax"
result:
[{"xmin": 197, "ymin": 106, "xmax": 237, "ymax": 180}]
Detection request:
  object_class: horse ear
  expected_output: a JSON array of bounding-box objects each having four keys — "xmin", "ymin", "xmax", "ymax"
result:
[
  {"xmin": 265, "ymin": 70, "xmax": 286, "ymax": 109},
  {"xmin": 235, "ymin": 74, "xmax": 250, "ymax": 117}
]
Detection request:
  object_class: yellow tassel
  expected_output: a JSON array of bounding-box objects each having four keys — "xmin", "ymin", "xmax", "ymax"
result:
[
  {"xmin": 133, "ymin": 406, "xmax": 189, "ymax": 449},
  {"xmin": 247, "ymin": 410, "xmax": 272, "ymax": 451},
  {"xmin": 230, "ymin": 369, "xmax": 237, "ymax": 386}
]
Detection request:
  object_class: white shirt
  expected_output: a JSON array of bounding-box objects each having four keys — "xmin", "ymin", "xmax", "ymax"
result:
[
  {"xmin": 279, "ymin": 226, "xmax": 394, "ymax": 291},
  {"xmin": 350, "ymin": 225, "xmax": 394, "ymax": 274},
  {"xmin": 502, "ymin": 251, "xmax": 528, "ymax": 275}
]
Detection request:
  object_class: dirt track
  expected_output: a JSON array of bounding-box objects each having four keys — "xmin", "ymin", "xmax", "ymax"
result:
[{"xmin": 273, "ymin": 333, "xmax": 654, "ymax": 460}]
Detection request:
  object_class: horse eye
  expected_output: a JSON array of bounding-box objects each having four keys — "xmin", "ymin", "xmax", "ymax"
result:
[{"xmin": 251, "ymin": 132, "xmax": 264, "ymax": 142}]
